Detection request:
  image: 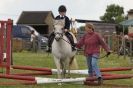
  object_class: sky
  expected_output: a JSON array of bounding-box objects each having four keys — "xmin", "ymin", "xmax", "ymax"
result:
[{"xmin": 0, "ymin": 0, "xmax": 132, "ymax": 25}]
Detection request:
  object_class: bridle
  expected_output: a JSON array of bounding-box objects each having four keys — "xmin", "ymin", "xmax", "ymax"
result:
[
  {"xmin": 54, "ymin": 32, "xmax": 63, "ymax": 37},
  {"xmin": 54, "ymin": 29, "xmax": 64, "ymax": 41},
  {"xmin": 53, "ymin": 20, "xmax": 70, "ymax": 44}
]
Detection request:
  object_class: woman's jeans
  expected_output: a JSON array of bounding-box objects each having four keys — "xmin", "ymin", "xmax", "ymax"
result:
[{"xmin": 86, "ymin": 54, "xmax": 101, "ymax": 78}]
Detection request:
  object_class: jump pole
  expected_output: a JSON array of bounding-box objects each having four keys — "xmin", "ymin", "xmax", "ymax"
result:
[
  {"xmin": 12, "ymin": 65, "xmax": 133, "ymax": 72},
  {"xmin": 12, "ymin": 65, "xmax": 133, "ymax": 76},
  {"xmin": 100, "ymin": 67, "xmax": 133, "ymax": 72},
  {"xmin": 12, "ymin": 65, "xmax": 52, "ymax": 72},
  {"xmin": 0, "ymin": 74, "xmax": 133, "ymax": 86},
  {"xmin": 36, "ymin": 74, "xmax": 133, "ymax": 84},
  {"xmin": 0, "ymin": 74, "xmax": 35, "ymax": 81},
  {"xmin": 11, "ymin": 66, "xmax": 117, "ymax": 76},
  {"xmin": 6, "ymin": 19, "xmax": 12, "ymax": 74},
  {"xmin": 0, "ymin": 81, "xmax": 36, "ymax": 86},
  {"xmin": 0, "ymin": 21, "xmax": 4, "ymax": 64},
  {"xmin": 0, "ymin": 73, "xmax": 132, "ymax": 85},
  {"xmin": 11, "ymin": 71, "xmax": 52, "ymax": 76},
  {"xmin": 51, "ymin": 67, "xmax": 133, "ymax": 75}
]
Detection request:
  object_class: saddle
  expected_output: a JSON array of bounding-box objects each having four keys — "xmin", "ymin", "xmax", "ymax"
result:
[{"xmin": 70, "ymin": 28, "xmax": 77, "ymax": 37}]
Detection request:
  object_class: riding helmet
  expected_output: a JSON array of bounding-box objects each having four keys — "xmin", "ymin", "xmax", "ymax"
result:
[{"xmin": 58, "ymin": 5, "xmax": 67, "ymax": 12}]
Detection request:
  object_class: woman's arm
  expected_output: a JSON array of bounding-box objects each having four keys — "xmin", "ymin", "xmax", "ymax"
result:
[{"xmin": 97, "ymin": 33, "xmax": 110, "ymax": 52}]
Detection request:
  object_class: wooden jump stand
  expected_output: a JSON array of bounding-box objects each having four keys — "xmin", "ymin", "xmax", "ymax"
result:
[{"xmin": 0, "ymin": 19, "xmax": 12, "ymax": 74}]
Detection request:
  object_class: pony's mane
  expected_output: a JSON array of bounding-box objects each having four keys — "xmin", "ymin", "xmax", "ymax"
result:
[{"xmin": 54, "ymin": 19, "xmax": 65, "ymax": 26}]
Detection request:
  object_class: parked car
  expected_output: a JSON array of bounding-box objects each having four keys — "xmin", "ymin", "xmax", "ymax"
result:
[{"xmin": 12, "ymin": 25, "xmax": 48, "ymax": 51}]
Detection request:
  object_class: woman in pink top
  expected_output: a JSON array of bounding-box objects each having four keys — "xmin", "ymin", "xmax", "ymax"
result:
[{"xmin": 76, "ymin": 23, "xmax": 111, "ymax": 85}]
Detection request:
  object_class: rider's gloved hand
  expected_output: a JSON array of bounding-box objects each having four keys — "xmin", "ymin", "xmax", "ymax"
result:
[{"xmin": 64, "ymin": 29, "xmax": 68, "ymax": 32}]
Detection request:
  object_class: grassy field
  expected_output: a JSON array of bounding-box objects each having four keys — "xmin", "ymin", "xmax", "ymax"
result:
[{"xmin": 0, "ymin": 51, "xmax": 133, "ymax": 88}]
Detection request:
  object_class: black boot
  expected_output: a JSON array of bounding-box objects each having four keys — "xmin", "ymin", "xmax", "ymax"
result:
[
  {"xmin": 72, "ymin": 43, "xmax": 76, "ymax": 51},
  {"xmin": 72, "ymin": 47, "xmax": 76, "ymax": 51},
  {"xmin": 46, "ymin": 32, "xmax": 55, "ymax": 52},
  {"xmin": 97, "ymin": 77, "xmax": 103, "ymax": 85}
]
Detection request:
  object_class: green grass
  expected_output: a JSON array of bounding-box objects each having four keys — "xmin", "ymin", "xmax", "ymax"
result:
[{"xmin": 0, "ymin": 51, "xmax": 133, "ymax": 88}]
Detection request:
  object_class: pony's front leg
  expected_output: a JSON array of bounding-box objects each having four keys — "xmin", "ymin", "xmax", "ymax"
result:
[
  {"xmin": 54, "ymin": 57, "xmax": 62, "ymax": 79},
  {"xmin": 66, "ymin": 58, "xmax": 71, "ymax": 78},
  {"xmin": 60, "ymin": 60, "xmax": 66, "ymax": 78},
  {"xmin": 67, "ymin": 63, "xmax": 71, "ymax": 78}
]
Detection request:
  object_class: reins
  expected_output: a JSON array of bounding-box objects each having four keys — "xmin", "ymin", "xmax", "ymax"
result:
[{"xmin": 61, "ymin": 37, "xmax": 75, "ymax": 48}]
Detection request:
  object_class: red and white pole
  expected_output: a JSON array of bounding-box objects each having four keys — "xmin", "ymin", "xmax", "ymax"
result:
[{"xmin": 0, "ymin": 73, "xmax": 132, "ymax": 85}]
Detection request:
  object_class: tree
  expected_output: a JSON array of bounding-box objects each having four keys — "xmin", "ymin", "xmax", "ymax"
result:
[{"xmin": 100, "ymin": 4, "xmax": 125, "ymax": 24}]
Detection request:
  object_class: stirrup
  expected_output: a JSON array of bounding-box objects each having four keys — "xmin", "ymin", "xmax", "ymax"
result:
[{"xmin": 72, "ymin": 46, "xmax": 76, "ymax": 51}]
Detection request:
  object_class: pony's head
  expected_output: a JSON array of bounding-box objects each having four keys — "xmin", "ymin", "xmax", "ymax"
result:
[{"xmin": 53, "ymin": 19, "xmax": 65, "ymax": 41}]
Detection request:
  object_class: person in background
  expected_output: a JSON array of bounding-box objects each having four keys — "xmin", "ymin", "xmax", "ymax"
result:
[
  {"xmin": 30, "ymin": 30, "xmax": 38, "ymax": 52},
  {"xmin": 76, "ymin": 23, "xmax": 111, "ymax": 85},
  {"xmin": 46, "ymin": 5, "xmax": 76, "ymax": 52}
]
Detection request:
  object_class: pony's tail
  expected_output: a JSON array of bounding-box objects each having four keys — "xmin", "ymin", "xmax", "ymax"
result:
[{"xmin": 69, "ymin": 56, "xmax": 78, "ymax": 70}]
